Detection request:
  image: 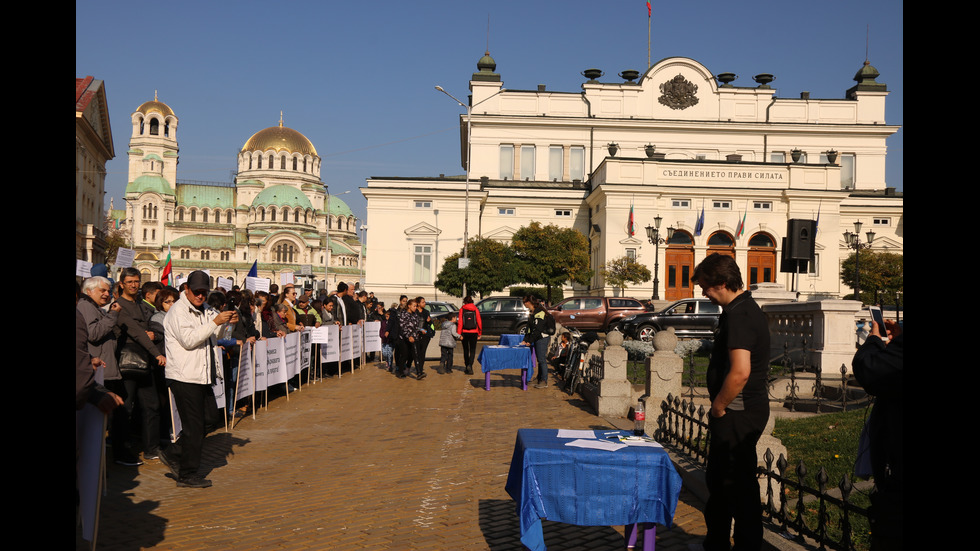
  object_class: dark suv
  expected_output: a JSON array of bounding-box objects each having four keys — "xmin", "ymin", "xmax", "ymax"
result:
[
  {"xmin": 620, "ymin": 298, "xmax": 721, "ymax": 341},
  {"xmin": 474, "ymin": 296, "xmax": 530, "ymax": 335}
]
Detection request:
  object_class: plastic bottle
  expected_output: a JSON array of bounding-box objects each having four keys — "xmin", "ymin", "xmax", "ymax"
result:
[{"xmin": 634, "ymin": 399, "xmax": 646, "ymax": 436}]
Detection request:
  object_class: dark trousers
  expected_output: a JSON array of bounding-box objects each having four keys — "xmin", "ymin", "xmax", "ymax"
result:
[
  {"xmin": 704, "ymin": 408, "xmax": 769, "ymax": 551},
  {"xmin": 395, "ymin": 338, "xmax": 415, "ymax": 374},
  {"xmin": 532, "ymin": 337, "xmax": 550, "ymax": 383},
  {"xmin": 414, "ymin": 335, "xmax": 430, "ymax": 375},
  {"xmin": 108, "ymin": 371, "xmax": 161, "ymax": 456},
  {"xmin": 439, "ymin": 345, "xmax": 454, "ymax": 373},
  {"xmin": 167, "ymin": 380, "xmax": 218, "ymax": 479},
  {"xmin": 461, "ymin": 333, "xmax": 478, "ymax": 368}
]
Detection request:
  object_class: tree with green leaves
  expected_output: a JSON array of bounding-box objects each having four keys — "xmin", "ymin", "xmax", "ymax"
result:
[
  {"xmin": 601, "ymin": 255, "xmax": 652, "ymax": 293},
  {"xmin": 105, "ymin": 228, "xmax": 129, "ymax": 266},
  {"xmin": 840, "ymin": 250, "xmax": 903, "ymax": 305},
  {"xmin": 434, "ymin": 236, "xmax": 519, "ymax": 298},
  {"xmin": 511, "ymin": 221, "xmax": 592, "ymax": 304}
]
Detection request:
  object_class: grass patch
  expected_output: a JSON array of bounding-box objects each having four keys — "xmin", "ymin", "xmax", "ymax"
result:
[
  {"xmin": 772, "ymin": 407, "xmax": 874, "ymax": 550},
  {"xmin": 626, "ymin": 351, "xmax": 710, "ymax": 386}
]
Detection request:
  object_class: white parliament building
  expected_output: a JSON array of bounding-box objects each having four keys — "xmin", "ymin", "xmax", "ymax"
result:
[
  {"xmin": 361, "ymin": 53, "xmax": 901, "ymax": 303},
  {"xmin": 118, "ymin": 97, "xmax": 363, "ymax": 287}
]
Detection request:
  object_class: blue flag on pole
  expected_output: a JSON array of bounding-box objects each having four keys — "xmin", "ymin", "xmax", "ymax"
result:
[
  {"xmin": 247, "ymin": 260, "xmax": 258, "ymax": 278},
  {"xmin": 694, "ymin": 202, "xmax": 705, "ymax": 236}
]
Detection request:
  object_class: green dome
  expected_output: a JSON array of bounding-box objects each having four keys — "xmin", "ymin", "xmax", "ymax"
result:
[
  {"xmin": 126, "ymin": 174, "xmax": 174, "ymax": 196},
  {"xmin": 252, "ymin": 185, "xmax": 313, "ymax": 210},
  {"xmin": 328, "ymin": 195, "xmax": 354, "ymax": 217}
]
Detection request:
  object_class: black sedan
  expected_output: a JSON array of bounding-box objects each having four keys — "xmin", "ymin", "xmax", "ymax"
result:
[{"xmin": 620, "ymin": 298, "xmax": 721, "ymax": 341}]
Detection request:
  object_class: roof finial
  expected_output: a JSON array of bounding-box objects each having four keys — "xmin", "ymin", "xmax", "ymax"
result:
[
  {"xmin": 486, "ymin": 14, "xmax": 490, "ymax": 55},
  {"xmin": 279, "ymin": 110, "xmax": 283, "ymax": 127},
  {"xmin": 865, "ymin": 24, "xmax": 870, "ymax": 64},
  {"xmin": 154, "ymin": 90, "xmax": 158, "ymax": 101}
]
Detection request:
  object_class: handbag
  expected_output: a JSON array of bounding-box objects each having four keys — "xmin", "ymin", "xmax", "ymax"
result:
[{"xmin": 117, "ymin": 341, "xmax": 152, "ymax": 377}]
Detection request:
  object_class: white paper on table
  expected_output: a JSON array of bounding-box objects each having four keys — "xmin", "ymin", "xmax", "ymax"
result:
[
  {"xmin": 564, "ymin": 439, "xmax": 626, "ymax": 452},
  {"xmin": 557, "ymin": 429, "xmax": 599, "ymax": 439},
  {"xmin": 619, "ymin": 438, "xmax": 664, "ymax": 448}
]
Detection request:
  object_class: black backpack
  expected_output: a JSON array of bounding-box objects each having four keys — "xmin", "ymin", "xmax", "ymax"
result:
[
  {"xmin": 461, "ymin": 309, "xmax": 478, "ymax": 330},
  {"xmin": 543, "ymin": 312, "xmax": 556, "ymax": 336}
]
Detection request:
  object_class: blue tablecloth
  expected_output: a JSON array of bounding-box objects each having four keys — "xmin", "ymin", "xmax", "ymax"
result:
[
  {"xmin": 499, "ymin": 334, "xmax": 525, "ymax": 346},
  {"xmin": 477, "ymin": 345, "xmax": 535, "ymax": 382},
  {"xmin": 504, "ymin": 429, "xmax": 682, "ymax": 551}
]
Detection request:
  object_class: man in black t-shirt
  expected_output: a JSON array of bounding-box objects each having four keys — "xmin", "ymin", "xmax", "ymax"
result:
[{"xmin": 693, "ymin": 254, "xmax": 770, "ymax": 551}]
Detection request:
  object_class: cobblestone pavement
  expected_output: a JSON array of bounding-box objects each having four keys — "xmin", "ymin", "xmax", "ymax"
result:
[{"xmin": 82, "ymin": 347, "xmax": 707, "ymax": 550}]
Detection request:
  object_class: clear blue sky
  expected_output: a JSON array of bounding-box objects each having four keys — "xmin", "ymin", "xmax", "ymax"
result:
[{"xmin": 77, "ymin": 0, "xmax": 903, "ymax": 226}]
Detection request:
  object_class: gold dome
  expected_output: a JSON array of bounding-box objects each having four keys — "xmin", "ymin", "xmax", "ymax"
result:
[
  {"xmin": 136, "ymin": 99, "xmax": 175, "ymax": 118},
  {"xmin": 241, "ymin": 121, "xmax": 318, "ymax": 157}
]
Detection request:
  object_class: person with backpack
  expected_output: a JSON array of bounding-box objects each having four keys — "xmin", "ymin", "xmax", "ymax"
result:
[
  {"xmin": 457, "ymin": 296, "xmax": 482, "ymax": 375},
  {"xmin": 521, "ymin": 295, "xmax": 554, "ymax": 389}
]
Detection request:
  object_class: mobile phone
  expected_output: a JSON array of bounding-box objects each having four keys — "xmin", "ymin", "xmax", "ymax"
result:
[{"xmin": 868, "ymin": 306, "xmax": 885, "ymax": 334}]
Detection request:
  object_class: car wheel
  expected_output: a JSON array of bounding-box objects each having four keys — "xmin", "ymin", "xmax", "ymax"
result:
[
  {"xmin": 516, "ymin": 323, "xmax": 528, "ymax": 335},
  {"xmin": 606, "ymin": 322, "xmax": 620, "ymax": 333},
  {"xmin": 638, "ymin": 325, "xmax": 657, "ymax": 342}
]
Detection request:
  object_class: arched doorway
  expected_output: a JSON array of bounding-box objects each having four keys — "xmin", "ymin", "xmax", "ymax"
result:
[
  {"xmin": 747, "ymin": 232, "xmax": 777, "ymax": 285},
  {"xmin": 665, "ymin": 230, "xmax": 694, "ymax": 301},
  {"xmin": 707, "ymin": 231, "xmax": 735, "ymax": 258}
]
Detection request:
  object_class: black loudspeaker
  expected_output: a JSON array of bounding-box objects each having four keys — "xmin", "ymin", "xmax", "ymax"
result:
[
  {"xmin": 786, "ymin": 219, "xmax": 816, "ymax": 261},
  {"xmin": 780, "ymin": 236, "xmax": 810, "ymax": 273}
]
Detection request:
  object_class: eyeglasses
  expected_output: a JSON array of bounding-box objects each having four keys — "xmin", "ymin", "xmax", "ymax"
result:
[{"xmin": 191, "ymin": 289, "xmax": 207, "ymax": 297}]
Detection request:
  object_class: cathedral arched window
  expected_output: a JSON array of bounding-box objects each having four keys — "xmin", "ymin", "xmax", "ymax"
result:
[
  {"xmin": 303, "ymin": 159, "xmax": 307, "ymax": 172},
  {"xmin": 190, "ymin": 209, "xmax": 196, "ymax": 222},
  {"xmin": 201, "ymin": 250, "xmax": 210, "ymax": 260},
  {"xmin": 337, "ymin": 217, "xmax": 342, "ymax": 230},
  {"xmin": 142, "ymin": 205, "xmax": 147, "ymax": 219},
  {"xmin": 214, "ymin": 209, "xmax": 220, "ymax": 223},
  {"xmin": 139, "ymin": 118, "xmax": 144, "ymax": 135},
  {"xmin": 294, "ymin": 209, "xmax": 299, "ymax": 222},
  {"xmin": 202, "ymin": 210, "xmax": 208, "ymax": 223},
  {"xmin": 304, "ymin": 210, "xmax": 309, "ymax": 223},
  {"xmin": 281, "ymin": 156, "xmax": 286, "ymax": 169},
  {"xmin": 164, "ymin": 122, "xmax": 170, "ymax": 137},
  {"xmin": 153, "ymin": 205, "xmax": 158, "ymax": 218},
  {"xmin": 260, "ymin": 207, "xmax": 265, "ymax": 221},
  {"xmin": 227, "ymin": 211, "xmax": 232, "ymax": 224},
  {"xmin": 149, "ymin": 118, "xmax": 159, "ymax": 135},
  {"xmin": 249, "ymin": 156, "xmax": 253, "ymax": 169},
  {"xmin": 292, "ymin": 158, "xmax": 297, "ymax": 171},
  {"xmin": 271, "ymin": 208, "xmax": 277, "ymax": 221},
  {"xmin": 275, "ymin": 243, "xmax": 296, "ymax": 263},
  {"xmin": 178, "ymin": 208, "xmax": 184, "ymax": 222},
  {"xmin": 268, "ymin": 155, "xmax": 274, "ymax": 168}
]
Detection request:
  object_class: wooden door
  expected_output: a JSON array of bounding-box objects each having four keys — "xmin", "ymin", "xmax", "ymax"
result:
[{"xmin": 665, "ymin": 248, "xmax": 694, "ymax": 301}]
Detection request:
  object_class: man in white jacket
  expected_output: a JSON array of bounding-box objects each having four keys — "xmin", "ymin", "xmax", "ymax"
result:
[{"xmin": 159, "ymin": 271, "xmax": 236, "ymax": 488}]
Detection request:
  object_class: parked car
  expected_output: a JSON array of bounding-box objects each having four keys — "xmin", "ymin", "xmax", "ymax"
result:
[
  {"xmin": 426, "ymin": 301, "xmax": 458, "ymax": 324},
  {"xmin": 474, "ymin": 296, "xmax": 531, "ymax": 335},
  {"xmin": 619, "ymin": 298, "xmax": 721, "ymax": 341},
  {"xmin": 548, "ymin": 296, "xmax": 648, "ymax": 333}
]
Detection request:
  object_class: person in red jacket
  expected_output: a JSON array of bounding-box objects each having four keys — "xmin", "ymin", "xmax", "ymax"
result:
[{"xmin": 456, "ymin": 296, "xmax": 482, "ymax": 375}]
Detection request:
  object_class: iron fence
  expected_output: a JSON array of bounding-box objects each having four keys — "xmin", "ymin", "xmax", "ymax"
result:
[
  {"xmin": 654, "ymin": 394, "xmax": 875, "ymax": 550},
  {"xmin": 583, "ymin": 354, "xmax": 603, "ymax": 387}
]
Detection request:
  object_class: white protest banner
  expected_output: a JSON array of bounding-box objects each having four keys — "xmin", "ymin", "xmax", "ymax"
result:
[
  {"xmin": 236, "ymin": 341, "xmax": 254, "ymax": 400},
  {"xmin": 265, "ymin": 336, "xmax": 287, "ymax": 387},
  {"xmin": 320, "ymin": 325, "xmax": 340, "ymax": 363},
  {"xmin": 364, "ymin": 321, "xmax": 382, "ymax": 353},
  {"xmin": 216, "ymin": 277, "xmax": 233, "ymax": 292},
  {"xmin": 280, "ymin": 271, "xmax": 294, "ymax": 286},
  {"xmin": 350, "ymin": 324, "xmax": 362, "ymax": 358},
  {"xmin": 245, "ymin": 276, "xmax": 270, "ymax": 293},
  {"xmin": 76, "ymin": 259, "xmax": 93, "ymax": 278},
  {"xmin": 284, "ymin": 331, "xmax": 301, "ymax": 379},
  {"xmin": 212, "ymin": 351, "xmax": 226, "ymax": 410},
  {"xmin": 115, "ymin": 247, "xmax": 135, "ymax": 268},
  {"xmin": 253, "ymin": 339, "xmax": 269, "ymax": 392},
  {"xmin": 300, "ymin": 329, "xmax": 312, "ymax": 372},
  {"xmin": 310, "ymin": 326, "xmax": 330, "ymax": 344},
  {"xmin": 340, "ymin": 326, "xmax": 353, "ymax": 362},
  {"xmin": 175, "ymin": 276, "xmax": 188, "ymax": 289}
]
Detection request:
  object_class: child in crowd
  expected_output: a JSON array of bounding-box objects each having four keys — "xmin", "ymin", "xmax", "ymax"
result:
[
  {"xmin": 438, "ymin": 312, "xmax": 460, "ymax": 374},
  {"xmin": 548, "ymin": 331, "xmax": 572, "ymax": 371},
  {"xmin": 380, "ymin": 307, "xmax": 393, "ymax": 371}
]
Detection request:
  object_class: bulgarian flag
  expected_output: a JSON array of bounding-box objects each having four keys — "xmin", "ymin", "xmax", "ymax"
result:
[
  {"xmin": 647, "ymin": 1, "xmax": 652, "ymax": 17},
  {"xmin": 735, "ymin": 208, "xmax": 746, "ymax": 239},
  {"xmin": 627, "ymin": 200, "xmax": 636, "ymax": 237},
  {"xmin": 160, "ymin": 245, "xmax": 173, "ymax": 286}
]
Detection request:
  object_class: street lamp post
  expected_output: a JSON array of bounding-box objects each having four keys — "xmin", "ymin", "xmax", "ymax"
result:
[
  {"xmin": 358, "ymin": 224, "xmax": 368, "ymax": 290},
  {"xmin": 435, "ymin": 85, "xmax": 505, "ymax": 298},
  {"xmin": 843, "ymin": 220, "xmax": 875, "ymax": 302},
  {"xmin": 645, "ymin": 215, "xmax": 674, "ymax": 301}
]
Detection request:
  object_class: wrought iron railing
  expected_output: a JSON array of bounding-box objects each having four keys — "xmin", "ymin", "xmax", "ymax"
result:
[{"xmin": 583, "ymin": 354, "xmax": 603, "ymax": 387}]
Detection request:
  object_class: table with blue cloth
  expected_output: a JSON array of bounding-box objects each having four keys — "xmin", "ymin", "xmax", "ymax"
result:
[
  {"xmin": 477, "ymin": 345, "xmax": 535, "ymax": 391},
  {"xmin": 505, "ymin": 428, "xmax": 683, "ymax": 551},
  {"xmin": 498, "ymin": 333, "xmax": 525, "ymax": 346}
]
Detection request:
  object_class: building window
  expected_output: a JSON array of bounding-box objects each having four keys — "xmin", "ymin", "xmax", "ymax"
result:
[
  {"xmin": 549, "ymin": 146, "xmax": 563, "ymax": 181},
  {"xmin": 770, "ymin": 152, "xmax": 785, "ymax": 163},
  {"xmin": 143, "ymin": 229, "xmax": 147, "ymax": 240},
  {"xmin": 257, "ymin": 156, "xmax": 262, "ymax": 169},
  {"xmin": 712, "ymin": 200, "xmax": 731, "ymax": 210},
  {"xmin": 498, "ymin": 207, "xmax": 515, "ymax": 216},
  {"xmin": 626, "ymin": 248, "xmax": 636, "ymax": 261},
  {"xmin": 500, "ymin": 145, "xmax": 514, "ymax": 179},
  {"xmin": 149, "ymin": 119, "xmax": 159, "ymax": 135},
  {"xmin": 415, "ymin": 200, "xmax": 432, "ymax": 209},
  {"xmin": 294, "ymin": 209, "xmax": 299, "ymax": 222},
  {"xmin": 203, "ymin": 210, "xmax": 208, "ymax": 223},
  {"xmin": 271, "ymin": 208, "xmax": 276, "ymax": 221},
  {"xmin": 752, "ymin": 201, "xmax": 772, "ymax": 211},
  {"xmin": 249, "ymin": 156, "xmax": 253, "ymax": 169},
  {"xmin": 520, "ymin": 145, "xmax": 535, "ymax": 180},
  {"xmin": 281, "ymin": 156, "xmax": 286, "ymax": 169},
  {"xmin": 152, "ymin": 229, "xmax": 156, "ymax": 239},
  {"xmin": 672, "ymin": 199, "xmax": 691, "ymax": 209},
  {"xmin": 190, "ymin": 209, "xmax": 196, "ymax": 222},
  {"xmin": 555, "ymin": 209, "xmax": 571, "ymax": 217},
  {"xmin": 570, "ymin": 146, "xmax": 585, "ymax": 181},
  {"xmin": 873, "ymin": 218, "xmax": 890, "ymax": 226},
  {"xmin": 178, "ymin": 209, "xmax": 184, "ymax": 221},
  {"xmin": 695, "ymin": 154, "xmax": 706, "ymax": 160},
  {"xmin": 201, "ymin": 250, "xmax": 210, "ymax": 260},
  {"xmin": 413, "ymin": 244, "xmax": 432, "ymax": 283},
  {"xmin": 268, "ymin": 155, "xmax": 274, "ymax": 168},
  {"xmin": 275, "ymin": 243, "xmax": 296, "ymax": 263},
  {"xmin": 840, "ymin": 154, "xmax": 855, "ymax": 189},
  {"xmin": 293, "ymin": 158, "xmax": 298, "ymax": 171},
  {"xmin": 303, "ymin": 159, "xmax": 307, "ymax": 172}
]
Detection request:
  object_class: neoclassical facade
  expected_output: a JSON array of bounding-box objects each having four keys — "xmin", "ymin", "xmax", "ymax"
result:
[
  {"xmin": 124, "ymin": 97, "xmax": 363, "ymax": 287},
  {"xmin": 362, "ymin": 54, "xmax": 902, "ymax": 304},
  {"xmin": 76, "ymin": 76, "xmax": 115, "ymax": 264}
]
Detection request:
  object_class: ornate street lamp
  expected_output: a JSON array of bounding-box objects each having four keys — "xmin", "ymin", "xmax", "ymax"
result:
[
  {"xmin": 843, "ymin": 220, "xmax": 876, "ymax": 301},
  {"xmin": 645, "ymin": 215, "xmax": 675, "ymax": 301}
]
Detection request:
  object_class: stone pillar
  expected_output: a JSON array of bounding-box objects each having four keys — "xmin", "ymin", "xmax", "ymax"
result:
[
  {"xmin": 645, "ymin": 328, "xmax": 683, "ymax": 405},
  {"xmin": 595, "ymin": 331, "xmax": 633, "ymax": 417}
]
